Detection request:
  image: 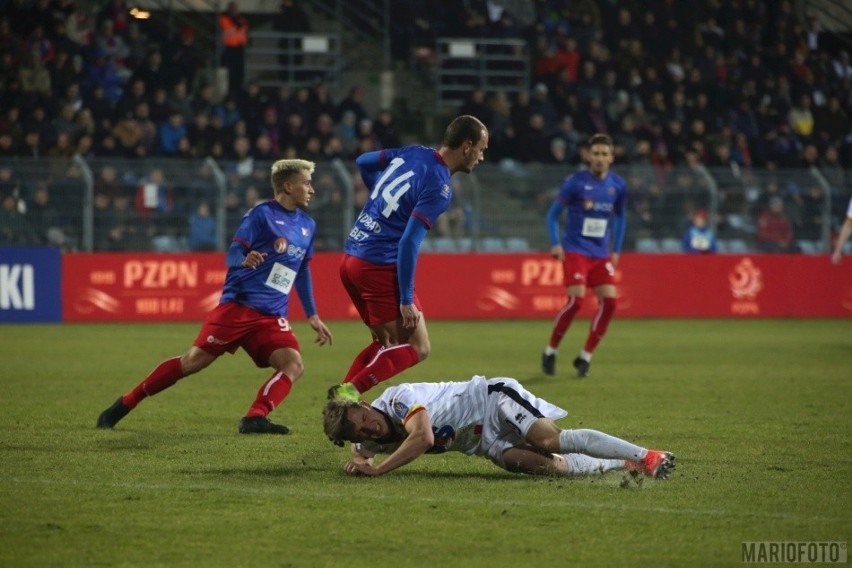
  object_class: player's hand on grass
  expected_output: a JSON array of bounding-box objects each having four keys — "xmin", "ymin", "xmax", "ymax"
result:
[
  {"xmin": 308, "ymin": 315, "xmax": 333, "ymax": 346},
  {"xmin": 344, "ymin": 460, "xmax": 379, "ymax": 477}
]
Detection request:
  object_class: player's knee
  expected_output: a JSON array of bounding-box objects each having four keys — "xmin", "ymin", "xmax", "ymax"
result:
[
  {"xmin": 415, "ymin": 344, "xmax": 430, "ymax": 361},
  {"xmin": 526, "ymin": 419, "xmax": 562, "ymax": 452},
  {"xmin": 181, "ymin": 350, "xmax": 213, "ymax": 375}
]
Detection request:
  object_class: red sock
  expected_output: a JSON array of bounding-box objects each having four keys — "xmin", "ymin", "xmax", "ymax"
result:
[
  {"xmin": 348, "ymin": 344, "xmax": 420, "ymax": 394},
  {"xmin": 246, "ymin": 372, "xmax": 293, "ymax": 418},
  {"xmin": 122, "ymin": 357, "xmax": 185, "ymax": 409},
  {"xmin": 583, "ymin": 297, "xmax": 617, "ymax": 353},
  {"xmin": 548, "ymin": 296, "xmax": 584, "ymax": 349},
  {"xmin": 343, "ymin": 341, "xmax": 384, "ymax": 383}
]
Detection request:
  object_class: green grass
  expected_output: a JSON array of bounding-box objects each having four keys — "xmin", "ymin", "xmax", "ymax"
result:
[{"xmin": 1, "ymin": 319, "xmax": 850, "ymax": 567}]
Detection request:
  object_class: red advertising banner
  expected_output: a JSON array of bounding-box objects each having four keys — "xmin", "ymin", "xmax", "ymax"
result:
[{"xmin": 62, "ymin": 252, "xmax": 852, "ymax": 322}]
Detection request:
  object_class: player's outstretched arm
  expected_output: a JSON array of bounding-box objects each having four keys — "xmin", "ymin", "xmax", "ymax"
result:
[{"xmin": 348, "ymin": 411, "xmax": 434, "ymax": 476}]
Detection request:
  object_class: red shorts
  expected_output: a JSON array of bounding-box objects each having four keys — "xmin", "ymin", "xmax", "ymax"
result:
[
  {"xmin": 562, "ymin": 252, "xmax": 616, "ymax": 288},
  {"xmin": 193, "ymin": 302, "xmax": 300, "ymax": 368},
  {"xmin": 339, "ymin": 254, "xmax": 423, "ymax": 326}
]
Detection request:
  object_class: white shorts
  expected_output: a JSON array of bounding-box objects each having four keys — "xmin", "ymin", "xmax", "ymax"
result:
[{"xmin": 480, "ymin": 378, "xmax": 568, "ymax": 468}]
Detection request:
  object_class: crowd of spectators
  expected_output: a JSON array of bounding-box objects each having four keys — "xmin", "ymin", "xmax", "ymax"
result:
[{"xmin": 0, "ymin": 0, "xmax": 850, "ymax": 252}]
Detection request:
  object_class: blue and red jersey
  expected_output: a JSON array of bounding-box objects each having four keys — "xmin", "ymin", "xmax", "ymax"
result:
[
  {"xmin": 547, "ymin": 169, "xmax": 627, "ymax": 259},
  {"xmin": 220, "ymin": 199, "xmax": 315, "ymax": 317},
  {"xmin": 345, "ymin": 146, "xmax": 453, "ymax": 265}
]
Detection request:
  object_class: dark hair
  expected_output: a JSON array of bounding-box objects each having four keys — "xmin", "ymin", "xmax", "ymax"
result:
[
  {"xmin": 442, "ymin": 115, "xmax": 487, "ymax": 149},
  {"xmin": 587, "ymin": 133, "xmax": 614, "ymax": 149}
]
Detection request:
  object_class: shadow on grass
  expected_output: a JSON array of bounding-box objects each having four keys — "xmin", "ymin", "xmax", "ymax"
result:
[{"xmin": 190, "ymin": 465, "xmax": 535, "ymax": 482}]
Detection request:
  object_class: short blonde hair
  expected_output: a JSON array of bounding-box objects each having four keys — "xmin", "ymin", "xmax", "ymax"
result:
[
  {"xmin": 323, "ymin": 398, "xmax": 360, "ymax": 447},
  {"xmin": 270, "ymin": 159, "xmax": 315, "ymax": 195}
]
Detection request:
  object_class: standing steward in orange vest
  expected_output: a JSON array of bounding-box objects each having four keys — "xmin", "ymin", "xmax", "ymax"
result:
[{"xmin": 219, "ymin": 1, "xmax": 249, "ymax": 95}]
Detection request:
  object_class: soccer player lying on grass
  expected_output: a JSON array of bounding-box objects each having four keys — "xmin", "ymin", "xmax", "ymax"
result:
[{"xmin": 323, "ymin": 375, "xmax": 675, "ymax": 479}]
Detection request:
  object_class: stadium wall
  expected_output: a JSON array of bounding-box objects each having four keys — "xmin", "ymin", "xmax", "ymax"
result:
[{"xmin": 2, "ymin": 248, "xmax": 850, "ymax": 322}]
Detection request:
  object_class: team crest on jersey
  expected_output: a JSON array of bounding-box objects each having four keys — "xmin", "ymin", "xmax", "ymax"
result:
[
  {"xmin": 584, "ymin": 199, "xmax": 594, "ymax": 210},
  {"xmin": 441, "ymin": 184, "xmax": 451, "ymax": 198},
  {"xmin": 391, "ymin": 399, "xmax": 409, "ymax": 419},
  {"xmin": 274, "ymin": 237, "xmax": 288, "ymax": 253}
]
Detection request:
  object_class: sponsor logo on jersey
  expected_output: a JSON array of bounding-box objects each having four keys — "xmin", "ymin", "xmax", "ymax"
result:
[
  {"xmin": 356, "ymin": 212, "xmax": 382, "ymax": 233},
  {"xmin": 584, "ymin": 200, "xmax": 615, "ymax": 212},
  {"xmin": 392, "ymin": 399, "xmax": 409, "ymax": 419},
  {"xmin": 514, "ymin": 412, "xmax": 527, "ymax": 424},
  {"xmin": 441, "ymin": 184, "xmax": 451, "ymax": 198},
  {"xmin": 584, "ymin": 185, "xmax": 593, "ymax": 190},
  {"xmin": 273, "ymin": 237, "xmax": 308, "ymax": 260}
]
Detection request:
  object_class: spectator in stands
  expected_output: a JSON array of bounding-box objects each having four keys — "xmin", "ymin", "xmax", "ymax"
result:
[
  {"xmin": 756, "ymin": 197, "xmax": 797, "ymax": 253},
  {"xmin": 372, "ymin": 109, "xmax": 402, "ymax": 149},
  {"xmin": 19, "ymin": 45, "xmax": 53, "ymax": 107},
  {"xmin": 27, "ymin": 181, "xmax": 65, "ymax": 247},
  {"xmin": 516, "ymin": 113, "xmax": 551, "ymax": 163},
  {"xmin": 682, "ymin": 209, "xmax": 716, "ymax": 254},
  {"xmin": 157, "ymin": 111, "xmax": 187, "ymax": 156},
  {"xmin": 335, "ymin": 85, "xmax": 369, "ymax": 125},
  {"xmin": 167, "ymin": 79, "xmax": 194, "ymax": 122},
  {"xmin": 187, "ymin": 201, "xmax": 217, "ymax": 251},
  {"xmin": 219, "ymin": 1, "xmax": 249, "ymax": 95},
  {"xmin": 166, "ymin": 25, "xmax": 205, "ymax": 91}
]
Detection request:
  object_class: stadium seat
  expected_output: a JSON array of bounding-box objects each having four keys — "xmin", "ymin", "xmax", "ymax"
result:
[
  {"xmin": 635, "ymin": 238, "xmax": 660, "ymax": 253},
  {"xmin": 796, "ymin": 240, "xmax": 819, "ymax": 254},
  {"xmin": 430, "ymin": 237, "xmax": 458, "ymax": 252},
  {"xmin": 456, "ymin": 237, "xmax": 473, "ymax": 252},
  {"xmin": 723, "ymin": 239, "xmax": 749, "ymax": 253},
  {"xmin": 504, "ymin": 237, "xmax": 531, "ymax": 252},
  {"xmin": 660, "ymin": 238, "xmax": 682, "ymax": 253},
  {"xmin": 480, "ymin": 237, "xmax": 506, "ymax": 252}
]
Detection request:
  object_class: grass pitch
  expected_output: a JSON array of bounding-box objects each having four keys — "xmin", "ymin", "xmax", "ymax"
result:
[{"xmin": 1, "ymin": 319, "xmax": 850, "ymax": 567}]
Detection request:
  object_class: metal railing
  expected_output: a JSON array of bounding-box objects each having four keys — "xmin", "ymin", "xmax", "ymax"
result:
[
  {"xmin": 244, "ymin": 31, "xmax": 342, "ymax": 91},
  {"xmin": 435, "ymin": 38, "xmax": 530, "ymax": 110},
  {"xmin": 1, "ymin": 157, "xmax": 848, "ymax": 255}
]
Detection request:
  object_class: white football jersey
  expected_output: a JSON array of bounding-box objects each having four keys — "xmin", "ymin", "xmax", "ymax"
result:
[{"xmin": 365, "ymin": 376, "xmax": 567, "ymax": 457}]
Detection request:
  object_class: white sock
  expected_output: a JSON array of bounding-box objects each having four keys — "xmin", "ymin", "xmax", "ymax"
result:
[
  {"xmin": 579, "ymin": 350, "xmax": 592, "ymax": 362},
  {"xmin": 544, "ymin": 346, "xmax": 557, "ymax": 356},
  {"xmin": 559, "ymin": 429, "xmax": 647, "ymax": 461},
  {"xmin": 563, "ymin": 453, "xmax": 625, "ymax": 476}
]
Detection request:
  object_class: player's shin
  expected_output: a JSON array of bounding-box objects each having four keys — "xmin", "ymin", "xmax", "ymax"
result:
[
  {"xmin": 548, "ymin": 296, "xmax": 584, "ymax": 349},
  {"xmin": 246, "ymin": 371, "xmax": 293, "ymax": 417},
  {"xmin": 558, "ymin": 428, "xmax": 646, "ymax": 461},
  {"xmin": 122, "ymin": 357, "xmax": 185, "ymax": 408},
  {"xmin": 583, "ymin": 296, "xmax": 617, "ymax": 353},
  {"xmin": 348, "ymin": 344, "xmax": 419, "ymax": 393}
]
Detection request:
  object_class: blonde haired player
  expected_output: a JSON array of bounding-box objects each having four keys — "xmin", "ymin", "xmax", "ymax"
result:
[
  {"xmin": 97, "ymin": 159, "xmax": 333, "ymax": 434},
  {"xmin": 323, "ymin": 375, "xmax": 674, "ymax": 480}
]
